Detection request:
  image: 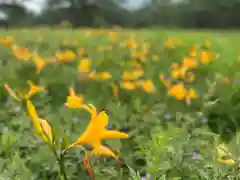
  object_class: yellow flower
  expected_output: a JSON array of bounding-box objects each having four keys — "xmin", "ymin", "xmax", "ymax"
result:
[
  {"xmin": 171, "ymin": 66, "xmax": 187, "ymax": 80},
  {"xmin": 120, "ymin": 81, "xmax": 137, "ymax": 90},
  {"xmin": 67, "ymin": 105, "xmax": 128, "ymax": 158},
  {"xmin": 12, "ymin": 45, "xmax": 31, "ymax": 61},
  {"xmin": 200, "ymin": 51, "xmax": 215, "ymax": 64},
  {"xmin": 0, "ymin": 36, "xmax": 14, "ymax": 47},
  {"xmin": 137, "ymin": 80, "xmax": 155, "ymax": 94},
  {"xmin": 26, "ymin": 100, "xmax": 53, "ymax": 143},
  {"xmin": 78, "ymin": 48, "xmax": 85, "ymax": 57},
  {"xmin": 152, "ymin": 55, "xmax": 160, "ymax": 61},
  {"xmin": 65, "ymin": 88, "xmax": 89, "ymax": 110},
  {"xmin": 168, "ymin": 83, "xmax": 187, "ymax": 100},
  {"xmin": 88, "ymin": 71, "xmax": 97, "ymax": 80},
  {"xmin": 25, "ymin": 81, "xmax": 45, "ymax": 100},
  {"xmin": 186, "ymin": 88, "xmax": 198, "ymax": 104},
  {"xmin": 32, "ymin": 53, "xmax": 46, "ymax": 73},
  {"xmin": 182, "ymin": 57, "xmax": 198, "ymax": 69},
  {"xmin": 78, "ymin": 58, "xmax": 91, "ymax": 73},
  {"xmin": 56, "ymin": 50, "xmax": 76, "ymax": 63},
  {"xmin": 216, "ymin": 144, "xmax": 236, "ymax": 166},
  {"xmin": 123, "ymin": 70, "xmax": 144, "ymax": 81},
  {"xmin": 127, "ymin": 40, "xmax": 137, "ymax": 48},
  {"xmin": 159, "ymin": 74, "xmax": 171, "ymax": 88},
  {"xmin": 99, "ymin": 72, "xmax": 112, "ymax": 80}
]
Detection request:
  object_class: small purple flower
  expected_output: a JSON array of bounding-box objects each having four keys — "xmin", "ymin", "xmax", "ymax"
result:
[
  {"xmin": 164, "ymin": 113, "xmax": 173, "ymax": 120},
  {"xmin": 193, "ymin": 152, "xmax": 200, "ymax": 160},
  {"xmin": 141, "ymin": 173, "xmax": 152, "ymax": 180},
  {"xmin": 201, "ymin": 118, "xmax": 208, "ymax": 124},
  {"xmin": 3, "ymin": 127, "xmax": 8, "ymax": 133},
  {"xmin": 59, "ymin": 137, "xmax": 63, "ymax": 144}
]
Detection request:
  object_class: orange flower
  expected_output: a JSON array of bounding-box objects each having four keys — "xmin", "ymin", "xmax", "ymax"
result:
[
  {"xmin": 182, "ymin": 57, "xmax": 198, "ymax": 69},
  {"xmin": 56, "ymin": 49, "xmax": 76, "ymax": 63},
  {"xmin": 120, "ymin": 81, "xmax": 137, "ymax": 90},
  {"xmin": 168, "ymin": 83, "xmax": 187, "ymax": 100},
  {"xmin": 12, "ymin": 45, "xmax": 31, "ymax": 61},
  {"xmin": 67, "ymin": 105, "xmax": 128, "ymax": 158},
  {"xmin": 32, "ymin": 53, "xmax": 46, "ymax": 73}
]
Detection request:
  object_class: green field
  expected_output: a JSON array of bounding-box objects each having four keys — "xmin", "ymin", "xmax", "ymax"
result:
[{"xmin": 1, "ymin": 28, "xmax": 240, "ymax": 179}]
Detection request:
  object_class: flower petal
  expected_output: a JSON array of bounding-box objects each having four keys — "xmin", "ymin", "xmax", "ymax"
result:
[
  {"xmin": 92, "ymin": 145, "xmax": 117, "ymax": 158},
  {"xmin": 39, "ymin": 118, "xmax": 53, "ymax": 143},
  {"xmin": 26, "ymin": 100, "xmax": 44, "ymax": 137},
  {"xmin": 101, "ymin": 130, "xmax": 128, "ymax": 140}
]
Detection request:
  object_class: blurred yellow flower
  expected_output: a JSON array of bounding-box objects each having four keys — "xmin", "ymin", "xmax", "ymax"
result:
[
  {"xmin": 32, "ymin": 53, "xmax": 46, "ymax": 73},
  {"xmin": 120, "ymin": 81, "xmax": 137, "ymax": 90},
  {"xmin": 67, "ymin": 105, "xmax": 128, "ymax": 158},
  {"xmin": 182, "ymin": 57, "xmax": 198, "ymax": 69},
  {"xmin": 216, "ymin": 144, "xmax": 236, "ymax": 166},
  {"xmin": 200, "ymin": 51, "xmax": 215, "ymax": 64},
  {"xmin": 65, "ymin": 88, "xmax": 89, "ymax": 110},
  {"xmin": 25, "ymin": 81, "xmax": 45, "ymax": 99},
  {"xmin": 12, "ymin": 45, "xmax": 31, "ymax": 61},
  {"xmin": 78, "ymin": 58, "xmax": 91, "ymax": 73},
  {"xmin": 99, "ymin": 72, "xmax": 112, "ymax": 80},
  {"xmin": 56, "ymin": 49, "xmax": 76, "ymax": 63},
  {"xmin": 168, "ymin": 83, "xmax": 187, "ymax": 100},
  {"xmin": 0, "ymin": 36, "xmax": 14, "ymax": 47}
]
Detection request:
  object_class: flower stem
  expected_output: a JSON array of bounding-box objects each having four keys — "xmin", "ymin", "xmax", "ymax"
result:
[{"xmin": 58, "ymin": 153, "xmax": 68, "ymax": 180}]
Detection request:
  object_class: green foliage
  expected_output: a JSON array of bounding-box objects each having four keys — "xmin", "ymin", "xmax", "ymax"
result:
[{"xmin": 0, "ymin": 28, "xmax": 240, "ymax": 179}]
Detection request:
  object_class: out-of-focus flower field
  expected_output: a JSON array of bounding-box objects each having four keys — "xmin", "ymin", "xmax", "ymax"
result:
[{"xmin": 1, "ymin": 27, "xmax": 240, "ymax": 179}]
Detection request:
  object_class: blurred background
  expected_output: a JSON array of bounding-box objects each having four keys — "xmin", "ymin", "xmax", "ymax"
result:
[{"xmin": 1, "ymin": 0, "xmax": 240, "ymax": 28}]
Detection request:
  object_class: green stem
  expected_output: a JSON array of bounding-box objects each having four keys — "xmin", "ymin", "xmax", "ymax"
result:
[{"xmin": 59, "ymin": 153, "xmax": 68, "ymax": 180}]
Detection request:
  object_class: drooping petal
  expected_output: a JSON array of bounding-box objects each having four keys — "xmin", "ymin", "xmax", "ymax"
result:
[
  {"xmin": 39, "ymin": 118, "xmax": 53, "ymax": 143},
  {"xmin": 4, "ymin": 84, "xmax": 21, "ymax": 101},
  {"xmin": 26, "ymin": 100, "xmax": 44, "ymax": 136},
  {"xmin": 101, "ymin": 130, "xmax": 129, "ymax": 140},
  {"xmin": 92, "ymin": 145, "xmax": 117, "ymax": 158}
]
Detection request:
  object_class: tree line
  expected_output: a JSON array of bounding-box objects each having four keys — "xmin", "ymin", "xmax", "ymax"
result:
[{"xmin": 1, "ymin": 0, "xmax": 240, "ymax": 28}]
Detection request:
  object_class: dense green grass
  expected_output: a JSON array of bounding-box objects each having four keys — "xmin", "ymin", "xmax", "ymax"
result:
[{"xmin": 0, "ymin": 28, "xmax": 240, "ymax": 180}]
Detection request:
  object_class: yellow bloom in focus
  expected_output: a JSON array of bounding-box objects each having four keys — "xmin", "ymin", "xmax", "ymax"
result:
[
  {"xmin": 67, "ymin": 105, "xmax": 128, "ymax": 158},
  {"xmin": 168, "ymin": 83, "xmax": 187, "ymax": 100},
  {"xmin": 32, "ymin": 53, "xmax": 46, "ymax": 73},
  {"xmin": 120, "ymin": 81, "xmax": 137, "ymax": 90},
  {"xmin": 99, "ymin": 72, "xmax": 112, "ymax": 80},
  {"xmin": 56, "ymin": 50, "xmax": 76, "ymax": 63},
  {"xmin": 182, "ymin": 57, "xmax": 198, "ymax": 69},
  {"xmin": 26, "ymin": 100, "xmax": 53, "ymax": 143},
  {"xmin": 78, "ymin": 59, "xmax": 91, "ymax": 73},
  {"xmin": 12, "ymin": 45, "xmax": 31, "ymax": 61},
  {"xmin": 216, "ymin": 144, "xmax": 236, "ymax": 166}
]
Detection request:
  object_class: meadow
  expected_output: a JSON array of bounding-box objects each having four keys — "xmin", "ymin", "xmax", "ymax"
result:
[{"xmin": 0, "ymin": 27, "xmax": 240, "ymax": 179}]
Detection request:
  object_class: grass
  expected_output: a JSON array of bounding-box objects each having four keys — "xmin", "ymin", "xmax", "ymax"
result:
[{"xmin": 0, "ymin": 27, "xmax": 240, "ymax": 179}]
